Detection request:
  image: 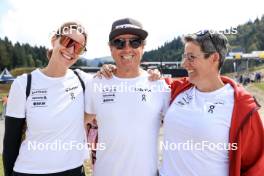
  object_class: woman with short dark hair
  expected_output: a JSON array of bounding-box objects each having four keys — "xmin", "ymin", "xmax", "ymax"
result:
[{"xmin": 159, "ymin": 31, "xmax": 264, "ymax": 176}]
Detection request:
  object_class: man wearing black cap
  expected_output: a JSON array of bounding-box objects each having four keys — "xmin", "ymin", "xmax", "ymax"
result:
[
  {"xmin": 85, "ymin": 18, "xmax": 170, "ymax": 176},
  {"xmin": 108, "ymin": 17, "xmax": 148, "ymax": 77}
]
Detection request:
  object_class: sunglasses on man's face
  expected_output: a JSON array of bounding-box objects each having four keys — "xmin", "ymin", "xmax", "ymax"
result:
[
  {"xmin": 59, "ymin": 35, "xmax": 86, "ymax": 55},
  {"xmin": 110, "ymin": 38, "xmax": 143, "ymax": 50}
]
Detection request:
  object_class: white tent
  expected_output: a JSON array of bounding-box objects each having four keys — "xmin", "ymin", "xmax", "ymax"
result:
[{"xmin": 0, "ymin": 68, "xmax": 15, "ymax": 83}]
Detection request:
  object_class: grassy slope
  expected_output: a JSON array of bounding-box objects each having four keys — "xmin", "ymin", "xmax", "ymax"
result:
[
  {"xmin": 0, "ymin": 156, "xmax": 3, "ymax": 176},
  {"xmin": 254, "ymin": 82, "xmax": 264, "ymax": 91}
]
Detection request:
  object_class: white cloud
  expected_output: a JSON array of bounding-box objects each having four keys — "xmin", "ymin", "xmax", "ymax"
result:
[{"xmin": 0, "ymin": 0, "xmax": 264, "ymax": 58}]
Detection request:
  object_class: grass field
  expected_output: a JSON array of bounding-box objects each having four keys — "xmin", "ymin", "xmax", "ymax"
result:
[
  {"xmin": 254, "ymin": 82, "xmax": 264, "ymax": 91},
  {"xmin": 0, "ymin": 84, "xmax": 11, "ymax": 94},
  {"xmin": 0, "ymin": 104, "xmax": 2, "ymax": 115},
  {"xmin": 0, "ymin": 156, "xmax": 3, "ymax": 176}
]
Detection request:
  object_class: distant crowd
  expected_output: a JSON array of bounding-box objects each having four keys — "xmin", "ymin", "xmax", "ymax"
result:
[{"xmin": 235, "ymin": 72, "xmax": 263, "ymax": 85}]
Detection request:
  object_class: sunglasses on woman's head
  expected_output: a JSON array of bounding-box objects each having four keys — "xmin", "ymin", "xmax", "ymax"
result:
[
  {"xmin": 110, "ymin": 38, "xmax": 143, "ymax": 50},
  {"xmin": 196, "ymin": 30, "xmax": 218, "ymax": 53},
  {"xmin": 59, "ymin": 35, "xmax": 86, "ymax": 55}
]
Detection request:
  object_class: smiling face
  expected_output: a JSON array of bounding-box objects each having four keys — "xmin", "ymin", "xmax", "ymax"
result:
[
  {"xmin": 181, "ymin": 41, "xmax": 216, "ymax": 86},
  {"xmin": 109, "ymin": 34, "xmax": 144, "ymax": 78},
  {"xmin": 50, "ymin": 29, "xmax": 86, "ymax": 69}
]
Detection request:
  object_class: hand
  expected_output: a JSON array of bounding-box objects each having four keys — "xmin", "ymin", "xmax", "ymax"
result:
[
  {"xmin": 147, "ymin": 69, "xmax": 161, "ymax": 81},
  {"xmin": 84, "ymin": 113, "xmax": 96, "ymax": 125},
  {"xmin": 94, "ymin": 64, "xmax": 117, "ymax": 79}
]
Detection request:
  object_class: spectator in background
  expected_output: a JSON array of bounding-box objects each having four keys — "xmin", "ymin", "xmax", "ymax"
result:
[
  {"xmin": 1, "ymin": 95, "xmax": 8, "ymax": 120},
  {"xmin": 255, "ymin": 72, "xmax": 261, "ymax": 83},
  {"xmin": 239, "ymin": 74, "xmax": 243, "ymax": 84}
]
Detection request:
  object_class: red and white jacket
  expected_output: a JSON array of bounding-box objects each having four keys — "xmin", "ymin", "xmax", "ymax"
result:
[{"xmin": 166, "ymin": 76, "xmax": 264, "ymax": 176}]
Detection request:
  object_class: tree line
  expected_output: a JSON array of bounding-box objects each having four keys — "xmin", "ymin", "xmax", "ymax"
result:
[
  {"xmin": 0, "ymin": 37, "xmax": 48, "ymax": 70},
  {"xmin": 142, "ymin": 15, "xmax": 264, "ymax": 62},
  {"xmin": 0, "ymin": 37, "xmax": 94, "ymax": 71},
  {"xmin": 1, "ymin": 15, "xmax": 264, "ymax": 70}
]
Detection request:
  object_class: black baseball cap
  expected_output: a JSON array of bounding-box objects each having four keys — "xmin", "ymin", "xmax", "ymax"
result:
[{"xmin": 109, "ymin": 18, "xmax": 148, "ymax": 41}]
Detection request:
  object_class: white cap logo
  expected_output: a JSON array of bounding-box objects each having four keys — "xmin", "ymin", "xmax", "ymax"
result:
[{"xmin": 115, "ymin": 24, "xmax": 140, "ymax": 29}]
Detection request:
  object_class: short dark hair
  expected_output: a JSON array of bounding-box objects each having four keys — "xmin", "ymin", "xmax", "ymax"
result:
[{"xmin": 183, "ymin": 30, "xmax": 229, "ymax": 70}]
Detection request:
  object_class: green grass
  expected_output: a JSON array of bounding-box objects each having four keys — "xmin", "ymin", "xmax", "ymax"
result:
[
  {"xmin": 249, "ymin": 65, "xmax": 264, "ymax": 72},
  {"xmin": 84, "ymin": 160, "xmax": 92, "ymax": 176},
  {"xmin": 254, "ymin": 82, "xmax": 264, "ymax": 91},
  {"xmin": 0, "ymin": 155, "xmax": 3, "ymax": 176},
  {"xmin": 0, "ymin": 84, "xmax": 11, "ymax": 93},
  {"xmin": 0, "ymin": 104, "xmax": 2, "ymax": 114},
  {"xmin": 0, "ymin": 84, "xmax": 11, "ymax": 100},
  {"xmin": 10, "ymin": 67, "xmax": 35, "ymax": 77}
]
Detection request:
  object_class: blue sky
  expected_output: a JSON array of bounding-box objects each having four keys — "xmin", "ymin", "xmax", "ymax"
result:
[
  {"xmin": 0, "ymin": 0, "xmax": 9, "ymax": 14},
  {"xmin": 0, "ymin": 0, "xmax": 264, "ymax": 59},
  {"xmin": 0, "ymin": 0, "xmax": 11, "ymax": 28}
]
